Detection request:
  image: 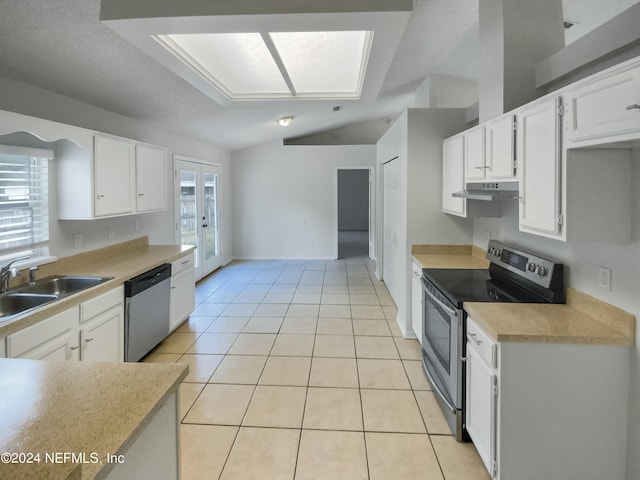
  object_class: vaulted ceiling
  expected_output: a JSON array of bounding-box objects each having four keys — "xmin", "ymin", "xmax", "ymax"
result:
[{"xmin": 0, "ymin": 0, "xmax": 636, "ymax": 150}]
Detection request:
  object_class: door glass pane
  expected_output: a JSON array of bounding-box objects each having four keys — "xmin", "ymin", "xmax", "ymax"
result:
[
  {"xmin": 179, "ymin": 169, "xmax": 198, "ymax": 265},
  {"xmin": 203, "ymin": 172, "xmax": 218, "ymax": 260}
]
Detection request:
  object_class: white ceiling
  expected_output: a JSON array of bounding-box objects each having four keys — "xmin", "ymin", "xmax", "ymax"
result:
[{"xmin": 0, "ymin": 0, "xmax": 636, "ymax": 151}]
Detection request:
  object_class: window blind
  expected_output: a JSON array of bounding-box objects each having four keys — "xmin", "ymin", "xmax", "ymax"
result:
[{"xmin": 0, "ymin": 146, "xmax": 52, "ymax": 253}]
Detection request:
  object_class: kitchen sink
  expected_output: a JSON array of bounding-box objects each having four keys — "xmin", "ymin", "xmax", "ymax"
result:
[
  {"xmin": 19, "ymin": 275, "xmax": 112, "ymax": 296},
  {"xmin": 0, "ymin": 293, "xmax": 57, "ymax": 318},
  {"xmin": 0, "ymin": 275, "xmax": 113, "ymax": 322}
]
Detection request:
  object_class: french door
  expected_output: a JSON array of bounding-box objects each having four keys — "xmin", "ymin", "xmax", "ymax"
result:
[{"xmin": 174, "ymin": 157, "xmax": 222, "ymax": 280}]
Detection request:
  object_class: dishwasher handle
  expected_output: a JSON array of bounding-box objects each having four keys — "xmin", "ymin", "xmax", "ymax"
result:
[{"xmin": 125, "ymin": 263, "xmax": 172, "ymax": 297}]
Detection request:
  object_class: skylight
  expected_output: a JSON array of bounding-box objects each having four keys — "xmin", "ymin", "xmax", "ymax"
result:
[{"xmin": 154, "ymin": 31, "xmax": 373, "ymax": 101}]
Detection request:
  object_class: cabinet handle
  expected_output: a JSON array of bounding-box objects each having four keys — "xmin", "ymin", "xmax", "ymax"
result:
[
  {"xmin": 625, "ymin": 104, "xmax": 640, "ymax": 110},
  {"xmin": 85, "ymin": 338, "xmax": 94, "ymax": 343},
  {"xmin": 181, "ymin": 260, "xmax": 189, "ymax": 265},
  {"xmin": 475, "ymin": 166, "xmax": 489, "ymax": 170},
  {"xmin": 171, "ymin": 286, "xmax": 176, "ymax": 290},
  {"xmin": 70, "ymin": 345, "xmax": 80, "ymax": 351},
  {"xmin": 138, "ymin": 193, "xmax": 145, "ymax": 196},
  {"xmin": 97, "ymin": 194, "xmax": 105, "ymax": 199},
  {"xmin": 467, "ymin": 332, "xmax": 482, "ymax": 346}
]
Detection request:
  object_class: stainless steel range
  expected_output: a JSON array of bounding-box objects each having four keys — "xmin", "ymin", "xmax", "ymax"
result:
[{"xmin": 420, "ymin": 240, "xmax": 565, "ymax": 441}]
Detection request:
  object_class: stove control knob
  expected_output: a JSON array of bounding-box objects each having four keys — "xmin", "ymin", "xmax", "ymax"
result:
[
  {"xmin": 527, "ymin": 263, "xmax": 536, "ymax": 272},
  {"xmin": 495, "ymin": 249, "xmax": 501, "ymax": 257},
  {"xmin": 536, "ymin": 265, "xmax": 548, "ymax": 277}
]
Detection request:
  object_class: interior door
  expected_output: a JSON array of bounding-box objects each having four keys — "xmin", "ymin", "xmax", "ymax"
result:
[
  {"xmin": 382, "ymin": 158, "xmax": 399, "ymax": 301},
  {"xmin": 174, "ymin": 158, "xmax": 222, "ymax": 281}
]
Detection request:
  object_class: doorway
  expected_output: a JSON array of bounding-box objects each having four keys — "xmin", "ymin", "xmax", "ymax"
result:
[
  {"xmin": 335, "ymin": 167, "xmax": 373, "ymax": 259},
  {"xmin": 174, "ymin": 157, "xmax": 222, "ymax": 281}
]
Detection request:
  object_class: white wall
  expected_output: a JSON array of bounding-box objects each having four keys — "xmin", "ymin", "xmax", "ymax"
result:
[
  {"xmin": 412, "ymin": 74, "xmax": 478, "ymax": 109},
  {"xmin": 472, "ymin": 147, "xmax": 640, "ymax": 479},
  {"xmin": 0, "ymin": 77, "xmax": 232, "ymax": 264},
  {"xmin": 231, "ymin": 140, "xmax": 375, "ymax": 259},
  {"xmin": 376, "ymin": 109, "xmax": 472, "ymax": 336}
]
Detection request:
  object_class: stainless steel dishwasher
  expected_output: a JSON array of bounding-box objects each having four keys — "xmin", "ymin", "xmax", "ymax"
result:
[{"xmin": 124, "ymin": 263, "xmax": 172, "ymax": 362}]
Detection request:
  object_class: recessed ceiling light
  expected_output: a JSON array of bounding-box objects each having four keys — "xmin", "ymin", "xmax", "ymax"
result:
[{"xmin": 278, "ymin": 116, "xmax": 294, "ymax": 127}]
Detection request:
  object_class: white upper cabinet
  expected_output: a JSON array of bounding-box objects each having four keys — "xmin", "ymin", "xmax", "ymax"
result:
[
  {"xmin": 94, "ymin": 135, "xmax": 135, "ymax": 217},
  {"xmin": 517, "ymin": 96, "xmax": 562, "ymax": 238},
  {"xmin": 464, "ymin": 126, "xmax": 486, "ymax": 181},
  {"xmin": 462, "ymin": 117, "xmax": 516, "ymax": 183},
  {"xmin": 484, "ymin": 114, "xmax": 516, "ymax": 180},
  {"xmin": 58, "ymin": 134, "xmax": 168, "ymax": 220},
  {"xmin": 135, "ymin": 143, "xmax": 168, "ymax": 213},
  {"xmin": 442, "ymin": 135, "xmax": 466, "ymax": 216},
  {"xmin": 564, "ymin": 62, "xmax": 640, "ymax": 146}
]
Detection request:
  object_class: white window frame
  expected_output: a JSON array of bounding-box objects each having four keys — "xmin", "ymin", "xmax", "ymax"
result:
[{"xmin": 0, "ymin": 145, "xmax": 52, "ymax": 260}]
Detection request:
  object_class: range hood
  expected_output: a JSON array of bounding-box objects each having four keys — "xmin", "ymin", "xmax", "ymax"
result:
[{"xmin": 452, "ymin": 182, "xmax": 519, "ymax": 201}]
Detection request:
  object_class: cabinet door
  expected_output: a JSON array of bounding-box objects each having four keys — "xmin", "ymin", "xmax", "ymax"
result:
[
  {"xmin": 136, "ymin": 144, "xmax": 168, "ymax": 213},
  {"xmin": 170, "ymin": 266, "xmax": 196, "ymax": 332},
  {"xmin": 464, "ymin": 126, "xmax": 486, "ymax": 181},
  {"xmin": 94, "ymin": 135, "xmax": 134, "ymax": 217},
  {"xmin": 442, "ymin": 136, "xmax": 466, "ymax": 216},
  {"xmin": 466, "ymin": 342, "xmax": 497, "ymax": 477},
  {"xmin": 517, "ymin": 97, "xmax": 562, "ymax": 237},
  {"xmin": 81, "ymin": 306, "xmax": 122, "ymax": 362},
  {"xmin": 565, "ymin": 65, "xmax": 640, "ymax": 144},
  {"xmin": 485, "ymin": 115, "xmax": 516, "ymax": 180},
  {"xmin": 6, "ymin": 307, "xmax": 80, "ymax": 360}
]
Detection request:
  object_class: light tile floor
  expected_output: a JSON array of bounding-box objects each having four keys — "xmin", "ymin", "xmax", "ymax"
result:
[{"xmin": 144, "ymin": 259, "xmax": 491, "ymax": 480}]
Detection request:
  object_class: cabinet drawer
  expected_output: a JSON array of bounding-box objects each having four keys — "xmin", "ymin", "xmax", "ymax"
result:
[
  {"xmin": 81, "ymin": 286, "xmax": 124, "ymax": 323},
  {"xmin": 467, "ymin": 317, "xmax": 497, "ymax": 369},
  {"xmin": 7, "ymin": 307, "xmax": 79, "ymax": 358},
  {"xmin": 171, "ymin": 253, "xmax": 194, "ymax": 276}
]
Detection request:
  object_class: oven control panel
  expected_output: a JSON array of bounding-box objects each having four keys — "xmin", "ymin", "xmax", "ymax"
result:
[{"xmin": 486, "ymin": 240, "xmax": 560, "ymax": 288}]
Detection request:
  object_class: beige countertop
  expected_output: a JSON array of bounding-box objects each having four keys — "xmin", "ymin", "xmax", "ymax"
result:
[
  {"xmin": 466, "ymin": 289, "xmax": 635, "ymax": 346},
  {"xmin": 0, "ymin": 358, "xmax": 188, "ymax": 480},
  {"xmin": 0, "ymin": 238, "xmax": 194, "ymax": 337},
  {"xmin": 411, "ymin": 244, "xmax": 490, "ymax": 270},
  {"xmin": 411, "ymin": 244, "xmax": 635, "ymax": 346}
]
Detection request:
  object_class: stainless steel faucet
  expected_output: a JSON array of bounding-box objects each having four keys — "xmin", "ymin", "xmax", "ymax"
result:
[{"xmin": 0, "ymin": 256, "xmax": 30, "ymax": 293}]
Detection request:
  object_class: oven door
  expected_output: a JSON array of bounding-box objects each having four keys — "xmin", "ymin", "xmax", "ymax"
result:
[{"xmin": 421, "ymin": 277, "xmax": 463, "ymax": 408}]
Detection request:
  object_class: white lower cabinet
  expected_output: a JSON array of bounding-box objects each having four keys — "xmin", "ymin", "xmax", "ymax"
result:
[
  {"xmin": 169, "ymin": 254, "xmax": 196, "ymax": 332},
  {"xmin": 466, "ymin": 316, "xmax": 629, "ymax": 480},
  {"xmin": 410, "ymin": 262, "xmax": 423, "ymax": 344},
  {"xmin": 466, "ymin": 319, "xmax": 498, "ymax": 477},
  {"xmin": 6, "ymin": 286, "xmax": 124, "ymax": 362},
  {"xmin": 7, "ymin": 307, "xmax": 80, "ymax": 360},
  {"xmin": 80, "ymin": 287, "xmax": 124, "ymax": 362}
]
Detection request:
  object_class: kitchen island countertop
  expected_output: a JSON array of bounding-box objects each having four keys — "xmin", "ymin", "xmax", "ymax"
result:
[{"xmin": 0, "ymin": 358, "xmax": 188, "ymax": 480}]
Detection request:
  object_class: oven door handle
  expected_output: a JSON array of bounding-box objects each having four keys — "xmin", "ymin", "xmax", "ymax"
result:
[
  {"xmin": 423, "ymin": 361, "xmax": 457, "ymax": 414},
  {"xmin": 423, "ymin": 285, "xmax": 457, "ymax": 317}
]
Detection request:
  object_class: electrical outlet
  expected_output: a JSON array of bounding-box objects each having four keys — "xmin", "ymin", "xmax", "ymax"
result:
[
  {"xmin": 73, "ymin": 233, "xmax": 83, "ymax": 248},
  {"xmin": 598, "ymin": 266, "xmax": 612, "ymax": 291},
  {"xmin": 108, "ymin": 228, "xmax": 115, "ymax": 241}
]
